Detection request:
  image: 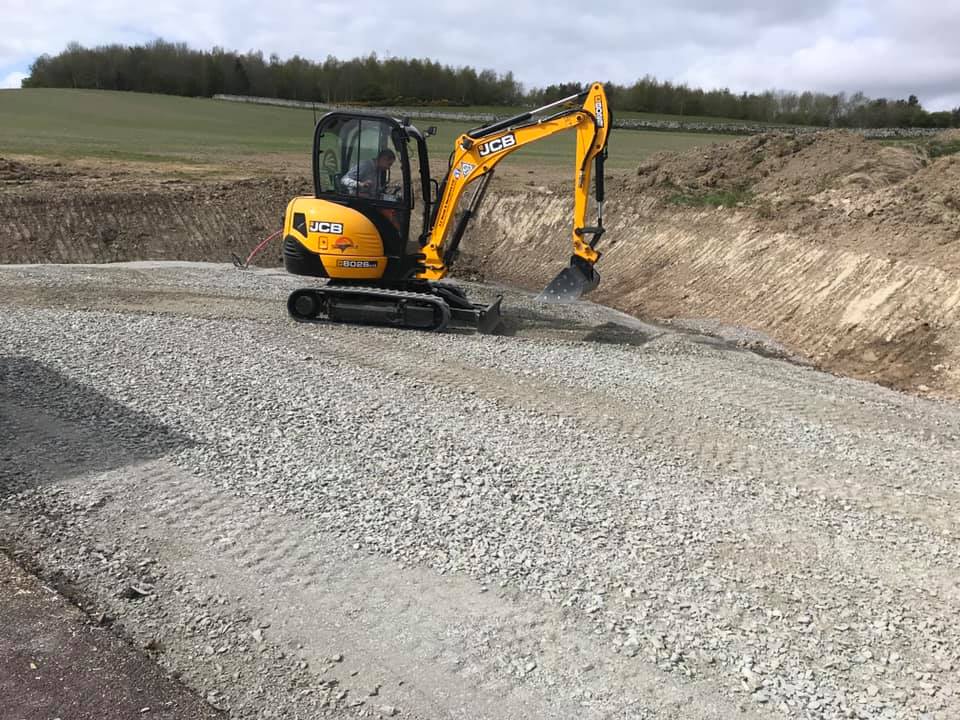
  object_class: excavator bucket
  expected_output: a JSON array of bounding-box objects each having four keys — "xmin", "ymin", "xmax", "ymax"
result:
[{"xmin": 538, "ymin": 255, "xmax": 600, "ymax": 304}]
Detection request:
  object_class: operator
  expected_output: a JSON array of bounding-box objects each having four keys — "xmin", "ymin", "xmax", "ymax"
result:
[{"xmin": 340, "ymin": 149, "xmax": 396, "ymax": 198}]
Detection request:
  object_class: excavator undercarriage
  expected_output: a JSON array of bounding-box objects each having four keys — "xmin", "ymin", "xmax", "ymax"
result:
[{"xmin": 287, "ymin": 281, "xmax": 502, "ymax": 334}]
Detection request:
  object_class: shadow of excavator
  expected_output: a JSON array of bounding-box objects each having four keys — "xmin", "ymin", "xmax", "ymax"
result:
[{"xmin": 0, "ymin": 357, "xmax": 193, "ymax": 501}]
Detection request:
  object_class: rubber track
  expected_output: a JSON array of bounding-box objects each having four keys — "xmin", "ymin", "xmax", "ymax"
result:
[{"xmin": 289, "ymin": 285, "xmax": 451, "ymax": 332}]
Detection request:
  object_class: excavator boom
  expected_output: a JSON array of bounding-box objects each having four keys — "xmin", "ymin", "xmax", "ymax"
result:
[{"xmin": 420, "ymin": 82, "xmax": 611, "ymax": 302}]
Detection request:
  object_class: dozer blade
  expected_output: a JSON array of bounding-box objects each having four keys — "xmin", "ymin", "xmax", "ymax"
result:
[
  {"xmin": 477, "ymin": 296, "xmax": 503, "ymax": 334},
  {"xmin": 538, "ymin": 255, "xmax": 600, "ymax": 304},
  {"xmin": 442, "ymin": 290, "xmax": 503, "ymax": 334}
]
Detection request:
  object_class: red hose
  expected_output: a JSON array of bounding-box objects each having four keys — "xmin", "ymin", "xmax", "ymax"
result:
[{"xmin": 233, "ymin": 229, "xmax": 282, "ymax": 269}]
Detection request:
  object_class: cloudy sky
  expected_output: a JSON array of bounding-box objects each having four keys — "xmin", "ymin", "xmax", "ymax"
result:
[{"xmin": 1, "ymin": 0, "xmax": 958, "ymax": 110}]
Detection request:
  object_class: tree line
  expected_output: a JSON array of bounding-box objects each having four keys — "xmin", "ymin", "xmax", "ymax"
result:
[
  {"xmin": 22, "ymin": 40, "xmax": 524, "ymax": 107},
  {"xmin": 594, "ymin": 78, "xmax": 959, "ymax": 129},
  {"xmin": 21, "ymin": 40, "xmax": 960, "ymax": 129}
]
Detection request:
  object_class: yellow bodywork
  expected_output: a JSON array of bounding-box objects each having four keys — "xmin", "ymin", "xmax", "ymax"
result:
[
  {"xmin": 283, "ymin": 197, "xmax": 386, "ymax": 280},
  {"xmin": 282, "ymin": 82, "xmax": 610, "ymax": 286},
  {"xmin": 419, "ymin": 82, "xmax": 611, "ymax": 280}
]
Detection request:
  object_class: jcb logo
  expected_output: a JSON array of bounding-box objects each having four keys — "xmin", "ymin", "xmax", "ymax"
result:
[
  {"xmin": 477, "ymin": 134, "xmax": 517, "ymax": 157},
  {"xmin": 309, "ymin": 221, "xmax": 344, "ymax": 234}
]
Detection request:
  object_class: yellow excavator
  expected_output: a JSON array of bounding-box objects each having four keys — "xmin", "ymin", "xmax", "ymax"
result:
[{"xmin": 281, "ymin": 82, "xmax": 611, "ymax": 332}]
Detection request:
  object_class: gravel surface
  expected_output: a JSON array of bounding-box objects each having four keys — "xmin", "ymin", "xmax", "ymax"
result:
[{"xmin": 1, "ymin": 262, "xmax": 959, "ymax": 719}]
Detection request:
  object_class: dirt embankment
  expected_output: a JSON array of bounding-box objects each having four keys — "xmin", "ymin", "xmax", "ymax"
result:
[
  {"xmin": 0, "ymin": 157, "xmax": 305, "ymax": 264},
  {"xmin": 2, "ymin": 132, "xmax": 959, "ymax": 398},
  {"xmin": 632, "ymin": 131, "xmax": 960, "ymax": 270},
  {"xmin": 468, "ymin": 131, "xmax": 960, "ymax": 398}
]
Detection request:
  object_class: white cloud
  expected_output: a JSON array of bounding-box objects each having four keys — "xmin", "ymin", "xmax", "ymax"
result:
[
  {"xmin": 1, "ymin": 71, "xmax": 28, "ymax": 89},
  {"xmin": 929, "ymin": 93, "xmax": 960, "ymax": 114},
  {"xmin": 0, "ymin": 0, "xmax": 958, "ymax": 109},
  {"xmin": 679, "ymin": 3, "xmax": 960, "ymax": 110}
]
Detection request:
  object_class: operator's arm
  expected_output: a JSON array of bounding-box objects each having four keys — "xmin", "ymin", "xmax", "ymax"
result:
[{"xmin": 340, "ymin": 161, "xmax": 369, "ymax": 191}]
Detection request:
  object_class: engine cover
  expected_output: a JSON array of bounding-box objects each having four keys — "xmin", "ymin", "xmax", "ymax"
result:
[{"xmin": 282, "ymin": 197, "xmax": 386, "ymax": 280}]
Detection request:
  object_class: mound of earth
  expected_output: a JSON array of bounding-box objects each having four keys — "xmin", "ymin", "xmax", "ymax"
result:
[
  {"xmin": 635, "ymin": 130, "xmax": 925, "ymax": 195},
  {"xmin": 633, "ymin": 130, "xmax": 960, "ymax": 271}
]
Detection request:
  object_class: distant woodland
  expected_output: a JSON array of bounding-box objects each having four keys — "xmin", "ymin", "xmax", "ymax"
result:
[{"xmin": 21, "ymin": 40, "xmax": 960, "ymax": 128}]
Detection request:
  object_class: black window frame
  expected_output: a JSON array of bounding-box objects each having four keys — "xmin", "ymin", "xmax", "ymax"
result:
[{"xmin": 312, "ymin": 111, "xmax": 412, "ymax": 212}]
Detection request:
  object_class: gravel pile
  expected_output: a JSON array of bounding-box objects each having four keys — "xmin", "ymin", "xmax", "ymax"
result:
[{"xmin": 2, "ymin": 263, "xmax": 958, "ymax": 719}]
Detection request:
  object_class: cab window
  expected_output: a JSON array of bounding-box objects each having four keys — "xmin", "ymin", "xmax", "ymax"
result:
[{"xmin": 315, "ymin": 116, "xmax": 403, "ymax": 205}]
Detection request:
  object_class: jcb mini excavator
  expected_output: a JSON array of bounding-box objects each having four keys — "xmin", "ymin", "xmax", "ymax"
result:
[{"xmin": 281, "ymin": 82, "xmax": 611, "ymax": 332}]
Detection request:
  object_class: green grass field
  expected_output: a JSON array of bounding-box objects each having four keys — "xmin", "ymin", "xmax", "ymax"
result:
[{"xmin": 0, "ymin": 89, "xmax": 738, "ymax": 171}]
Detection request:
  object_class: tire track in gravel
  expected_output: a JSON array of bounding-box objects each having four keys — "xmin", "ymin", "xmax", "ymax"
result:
[
  {"xmin": 648, "ymin": 346, "xmax": 960, "ymax": 449},
  {"xmin": 187, "ymin": 317, "xmax": 960, "ymax": 646},
  {"xmin": 0, "ymin": 366, "xmax": 758, "ymax": 720},
  {"xmin": 252, "ymin": 325, "xmax": 960, "ymax": 659},
  {"xmin": 280, "ymin": 325, "xmax": 960, "ymax": 537},
  {"xmin": 12, "ymin": 448, "xmax": 766, "ymax": 720}
]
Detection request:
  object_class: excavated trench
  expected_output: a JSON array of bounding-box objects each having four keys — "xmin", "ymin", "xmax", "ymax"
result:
[
  {"xmin": 2, "ymin": 139, "xmax": 958, "ymax": 399},
  {"xmin": 466, "ymin": 187, "xmax": 960, "ymax": 398}
]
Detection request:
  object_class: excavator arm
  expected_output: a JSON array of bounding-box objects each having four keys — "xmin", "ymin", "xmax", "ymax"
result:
[{"xmin": 419, "ymin": 82, "xmax": 611, "ymax": 301}]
